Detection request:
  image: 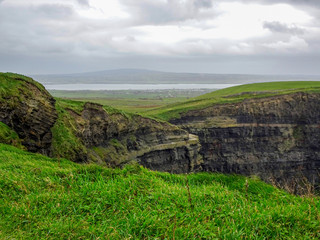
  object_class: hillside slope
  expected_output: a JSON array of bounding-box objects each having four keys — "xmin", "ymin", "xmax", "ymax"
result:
[{"xmin": 1, "ymin": 143, "xmax": 319, "ymax": 239}]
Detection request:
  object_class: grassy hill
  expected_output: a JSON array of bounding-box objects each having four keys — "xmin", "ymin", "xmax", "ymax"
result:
[
  {"xmin": 0, "ymin": 143, "xmax": 319, "ymax": 239},
  {"xmin": 146, "ymin": 81, "xmax": 320, "ymax": 121}
]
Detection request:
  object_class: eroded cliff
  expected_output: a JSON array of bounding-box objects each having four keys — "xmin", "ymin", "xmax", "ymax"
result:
[
  {"xmin": 2, "ymin": 73, "xmax": 320, "ymax": 190},
  {"xmin": 0, "ymin": 73, "xmax": 58, "ymax": 154},
  {"xmin": 170, "ymin": 92, "xmax": 320, "ymax": 191},
  {"xmin": 0, "ymin": 73, "xmax": 202, "ymax": 172},
  {"xmin": 51, "ymin": 101, "xmax": 202, "ymax": 172}
]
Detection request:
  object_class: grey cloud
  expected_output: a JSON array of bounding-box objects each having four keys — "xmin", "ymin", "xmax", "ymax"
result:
[
  {"xmin": 236, "ymin": 0, "xmax": 320, "ymax": 8},
  {"xmin": 0, "ymin": 0, "xmax": 319, "ymax": 75},
  {"xmin": 263, "ymin": 21, "xmax": 305, "ymax": 35},
  {"xmin": 0, "ymin": 3, "xmax": 81, "ymax": 57},
  {"xmin": 194, "ymin": 0, "xmax": 213, "ymax": 9},
  {"xmin": 33, "ymin": 4, "xmax": 75, "ymax": 18},
  {"xmin": 77, "ymin": 0, "xmax": 90, "ymax": 7},
  {"xmin": 120, "ymin": 0, "xmax": 218, "ymax": 25}
]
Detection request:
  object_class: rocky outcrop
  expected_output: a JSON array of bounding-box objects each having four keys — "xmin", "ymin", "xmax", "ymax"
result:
[
  {"xmin": 0, "ymin": 73, "xmax": 202, "ymax": 172},
  {"xmin": 0, "ymin": 74, "xmax": 58, "ymax": 154},
  {"xmin": 170, "ymin": 92, "xmax": 320, "ymax": 191},
  {"xmin": 56, "ymin": 102, "xmax": 202, "ymax": 173}
]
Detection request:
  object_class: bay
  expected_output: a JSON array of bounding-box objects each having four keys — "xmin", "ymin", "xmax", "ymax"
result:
[{"xmin": 44, "ymin": 83, "xmax": 238, "ymax": 91}]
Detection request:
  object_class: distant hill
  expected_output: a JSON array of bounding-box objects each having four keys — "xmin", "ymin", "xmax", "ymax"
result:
[{"xmin": 31, "ymin": 68, "xmax": 320, "ymax": 85}]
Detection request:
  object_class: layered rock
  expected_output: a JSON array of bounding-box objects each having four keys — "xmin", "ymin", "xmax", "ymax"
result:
[
  {"xmin": 0, "ymin": 74, "xmax": 58, "ymax": 154},
  {"xmin": 170, "ymin": 92, "xmax": 320, "ymax": 190},
  {"xmin": 0, "ymin": 73, "xmax": 203, "ymax": 172},
  {"xmin": 55, "ymin": 102, "xmax": 202, "ymax": 173}
]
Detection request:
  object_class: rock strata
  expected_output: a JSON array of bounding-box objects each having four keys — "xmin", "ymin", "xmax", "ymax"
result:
[
  {"xmin": 63, "ymin": 102, "xmax": 202, "ymax": 173},
  {"xmin": 0, "ymin": 75, "xmax": 58, "ymax": 154},
  {"xmin": 170, "ymin": 92, "xmax": 320, "ymax": 191},
  {"xmin": 0, "ymin": 74, "xmax": 202, "ymax": 172}
]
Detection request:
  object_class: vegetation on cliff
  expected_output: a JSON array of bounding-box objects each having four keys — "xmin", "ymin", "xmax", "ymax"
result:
[
  {"xmin": 146, "ymin": 81, "xmax": 320, "ymax": 121},
  {"xmin": 0, "ymin": 122, "xmax": 25, "ymax": 150},
  {"xmin": 0, "ymin": 72, "xmax": 48, "ymax": 101},
  {"xmin": 50, "ymin": 98, "xmax": 189, "ymax": 167},
  {"xmin": 1, "ymin": 143, "xmax": 319, "ymax": 239},
  {"xmin": 0, "ymin": 72, "xmax": 58, "ymax": 153}
]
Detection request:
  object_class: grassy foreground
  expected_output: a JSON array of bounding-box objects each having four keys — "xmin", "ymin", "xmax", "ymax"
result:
[
  {"xmin": 146, "ymin": 81, "xmax": 320, "ymax": 121},
  {"xmin": 0, "ymin": 144, "xmax": 319, "ymax": 239}
]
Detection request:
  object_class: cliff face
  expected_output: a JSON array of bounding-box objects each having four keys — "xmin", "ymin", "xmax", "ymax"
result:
[
  {"xmin": 0, "ymin": 74, "xmax": 58, "ymax": 154},
  {"xmin": 0, "ymin": 73, "xmax": 202, "ymax": 172},
  {"xmin": 53, "ymin": 102, "xmax": 202, "ymax": 173},
  {"xmin": 2, "ymin": 73, "xmax": 320, "ymax": 189},
  {"xmin": 170, "ymin": 92, "xmax": 320, "ymax": 190}
]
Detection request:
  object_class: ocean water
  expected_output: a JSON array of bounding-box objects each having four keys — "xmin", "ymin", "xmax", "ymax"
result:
[{"xmin": 44, "ymin": 83, "xmax": 239, "ymax": 91}]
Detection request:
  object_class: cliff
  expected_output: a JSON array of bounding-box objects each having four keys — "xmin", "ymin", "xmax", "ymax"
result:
[
  {"xmin": 51, "ymin": 100, "xmax": 202, "ymax": 172},
  {"xmin": 0, "ymin": 73, "xmax": 57, "ymax": 154},
  {"xmin": 169, "ymin": 91, "xmax": 320, "ymax": 192},
  {"xmin": 2, "ymin": 73, "xmax": 320, "ymax": 192},
  {"xmin": 0, "ymin": 73, "xmax": 202, "ymax": 172}
]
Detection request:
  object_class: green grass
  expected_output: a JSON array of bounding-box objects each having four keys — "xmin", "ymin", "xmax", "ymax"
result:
[
  {"xmin": 145, "ymin": 81, "xmax": 320, "ymax": 121},
  {"xmin": 50, "ymin": 99, "xmax": 88, "ymax": 161},
  {"xmin": 0, "ymin": 143, "xmax": 319, "ymax": 239},
  {"xmin": 72, "ymin": 97, "xmax": 187, "ymax": 113},
  {"xmin": 0, "ymin": 122, "xmax": 25, "ymax": 150},
  {"xmin": 0, "ymin": 73, "xmax": 47, "ymax": 100}
]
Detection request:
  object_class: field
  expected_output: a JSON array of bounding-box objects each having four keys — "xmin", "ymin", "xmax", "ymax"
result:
[
  {"xmin": 49, "ymin": 82, "xmax": 320, "ymax": 118},
  {"xmin": 145, "ymin": 81, "xmax": 320, "ymax": 120},
  {"xmin": 49, "ymin": 89, "xmax": 212, "ymax": 113},
  {"xmin": 0, "ymin": 143, "xmax": 319, "ymax": 239}
]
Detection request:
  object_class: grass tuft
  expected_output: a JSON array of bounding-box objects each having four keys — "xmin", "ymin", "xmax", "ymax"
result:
[{"xmin": 0, "ymin": 122, "xmax": 25, "ymax": 150}]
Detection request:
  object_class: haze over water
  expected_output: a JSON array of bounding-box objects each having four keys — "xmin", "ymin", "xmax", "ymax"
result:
[{"xmin": 45, "ymin": 84, "xmax": 238, "ymax": 91}]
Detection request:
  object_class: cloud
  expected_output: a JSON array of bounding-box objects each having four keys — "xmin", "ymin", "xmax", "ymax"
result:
[
  {"xmin": 120, "ymin": 0, "xmax": 219, "ymax": 25},
  {"xmin": 194, "ymin": 0, "xmax": 213, "ymax": 9},
  {"xmin": 33, "ymin": 4, "xmax": 75, "ymax": 18},
  {"xmin": 0, "ymin": 0, "xmax": 319, "ymax": 75},
  {"xmin": 233, "ymin": 0, "xmax": 320, "ymax": 9},
  {"xmin": 263, "ymin": 21, "xmax": 304, "ymax": 35},
  {"xmin": 261, "ymin": 36, "xmax": 308, "ymax": 52},
  {"xmin": 77, "ymin": 0, "xmax": 90, "ymax": 7}
]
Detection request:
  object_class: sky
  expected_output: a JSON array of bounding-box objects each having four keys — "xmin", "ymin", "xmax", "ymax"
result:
[{"xmin": 0, "ymin": 0, "xmax": 320, "ymax": 75}]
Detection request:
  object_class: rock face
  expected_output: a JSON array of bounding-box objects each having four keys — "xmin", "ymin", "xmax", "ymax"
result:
[
  {"xmin": 0, "ymin": 74, "xmax": 58, "ymax": 154},
  {"xmin": 170, "ymin": 92, "xmax": 320, "ymax": 190},
  {"xmin": 0, "ymin": 74, "xmax": 202, "ymax": 173},
  {"xmin": 57, "ymin": 102, "xmax": 202, "ymax": 173},
  {"xmin": 2, "ymin": 73, "xmax": 320, "ymax": 190}
]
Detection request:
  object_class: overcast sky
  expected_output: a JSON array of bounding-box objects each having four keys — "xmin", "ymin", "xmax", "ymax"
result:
[{"xmin": 1, "ymin": 0, "xmax": 320, "ymax": 75}]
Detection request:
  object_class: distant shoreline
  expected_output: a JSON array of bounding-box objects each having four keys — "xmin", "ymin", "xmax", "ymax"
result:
[{"xmin": 44, "ymin": 83, "xmax": 239, "ymax": 91}]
